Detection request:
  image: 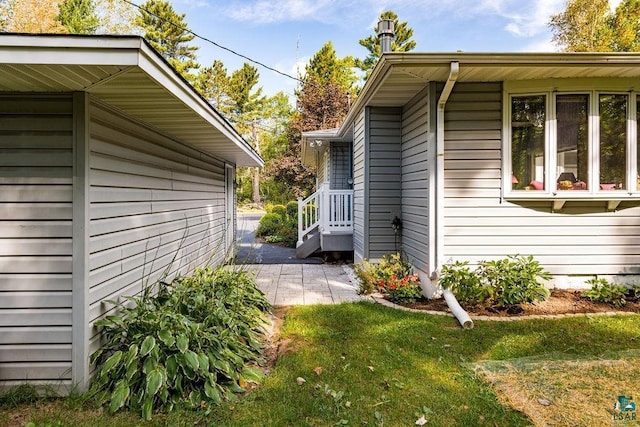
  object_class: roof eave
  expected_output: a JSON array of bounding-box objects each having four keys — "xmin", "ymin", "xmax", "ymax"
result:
[
  {"xmin": 0, "ymin": 34, "xmax": 263, "ymax": 168},
  {"xmin": 336, "ymin": 51, "xmax": 640, "ymax": 137}
]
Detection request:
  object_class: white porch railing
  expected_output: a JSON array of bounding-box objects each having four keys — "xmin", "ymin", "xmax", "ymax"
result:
[
  {"xmin": 297, "ymin": 191, "xmax": 320, "ymax": 247},
  {"xmin": 297, "ymin": 183, "xmax": 354, "ymax": 247}
]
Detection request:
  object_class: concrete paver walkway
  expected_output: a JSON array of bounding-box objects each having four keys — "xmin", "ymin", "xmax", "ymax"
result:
[{"xmin": 244, "ymin": 263, "xmax": 367, "ymax": 306}]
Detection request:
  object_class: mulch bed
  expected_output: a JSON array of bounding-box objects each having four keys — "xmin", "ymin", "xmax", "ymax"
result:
[{"xmin": 399, "ymin": 289, "xmax": 640, "ymax": 317}]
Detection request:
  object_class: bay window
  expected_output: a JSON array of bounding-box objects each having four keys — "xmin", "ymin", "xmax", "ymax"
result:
[{"xmin": 506, "ymin": 84, "xmax": 639, "ymax": 201}]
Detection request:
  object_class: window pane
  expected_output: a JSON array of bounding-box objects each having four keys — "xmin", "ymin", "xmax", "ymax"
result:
[
  {"xmin": 600, "ymin": 94, "xmax": 627, "ymax": 190},
  {"xmin": 557, "ymin": 94, "xmax": 589, "ymax": 191},
  {"xmin": 511, "ymin": 95, "xmax": 545, "ymax": 191}
]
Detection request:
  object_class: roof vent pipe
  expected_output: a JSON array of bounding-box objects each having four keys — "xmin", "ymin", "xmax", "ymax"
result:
[{"xmin": 377, "ymin": 19, "xmax": 395, "ymax": 54}]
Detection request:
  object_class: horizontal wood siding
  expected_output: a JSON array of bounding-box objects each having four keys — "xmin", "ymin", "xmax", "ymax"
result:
[
  {"xmin": 0, "ymin": 94, "xmax": 73, "ymax": 386},
  {"xmin": 401, "ymin": 88, "xmax": 430, "ymax": 273},
  {"xmin": 330, "ymin": 141, "xmax": 351, "ymax": 190},
  {"xmin": 368, "ymin": 107, "xmax": 402, "ymax": 260},
  {"xmin": 88, "ymin": 100, "xmax": 228, "ymax": 354},
  {"xmin": 353, "ymin": 111, "xmax": 365, "ymax": 262},
  {"xmin": 444, "ymin": 82, "xmax": 640, "ymax": 276}
]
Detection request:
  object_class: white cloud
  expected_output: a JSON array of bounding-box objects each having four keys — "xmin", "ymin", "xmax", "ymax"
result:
[
  {"xmin": 224, "ymin": 0, "xmax": 344, "ymax": 24},
  {"xmin": 487, "ymin": 0, "xmax": 566, "ymax": 37}
]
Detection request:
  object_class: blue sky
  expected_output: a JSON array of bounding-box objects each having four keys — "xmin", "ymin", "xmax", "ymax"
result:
[{"xmin": 167, "ymin": 0, "xmax": 623, "ymax": 98}]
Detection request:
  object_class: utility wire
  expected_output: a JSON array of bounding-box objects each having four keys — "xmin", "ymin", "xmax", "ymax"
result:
[{"xmin": 120, "ymin": 0, "xmax": 304, "ymax": 85}]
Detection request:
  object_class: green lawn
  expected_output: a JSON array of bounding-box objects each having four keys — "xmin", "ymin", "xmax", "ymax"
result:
[{"xmin": 4, "ymin": 302, "xmax": 640, "ymax": 426}]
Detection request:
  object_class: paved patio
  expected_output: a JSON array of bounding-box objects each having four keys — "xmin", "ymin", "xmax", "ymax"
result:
[{"xmin": 244, "ymin": 263, "xmax": 368, "ymax": 306}]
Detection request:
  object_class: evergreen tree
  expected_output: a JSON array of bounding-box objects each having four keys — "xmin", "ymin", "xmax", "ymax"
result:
[
  {"xmin": 307, "ymin": 41, "xmax": 357, "ymax": 93},
  {"xmin": 57, "ymin": 0, "xmax": 99, "ymax": 34},
  {"xmin": 135, "ymin": 0, "xmax": 199, "ymax": 81},
  {"xmin": 356, "ymin": 10, "xmax": 416, "ymax": 79},
  {"xmin": 195, "ymin": 60, "xmax": 233, "ymax": 117},
  {"xmin": 229, "ymin": 63, "xmax": 265, "ymax": 119}
]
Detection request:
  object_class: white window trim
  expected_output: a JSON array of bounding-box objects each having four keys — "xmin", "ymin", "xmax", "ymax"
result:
[{"xmin": 502, "ymin": 79, "xmax": 640, "ymax": 208}]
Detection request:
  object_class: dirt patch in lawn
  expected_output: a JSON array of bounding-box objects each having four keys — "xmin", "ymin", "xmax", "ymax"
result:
[
  {"xmin": 474, "ymin": 352, "xmax": 640, "ymax": 427},
  {"xmin": 400, "ymin": 289, "xmax": 640, "ymax": 317}
]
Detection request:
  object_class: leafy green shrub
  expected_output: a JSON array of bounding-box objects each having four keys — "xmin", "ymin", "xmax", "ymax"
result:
[
  {"xmin": 259, "ymin": 179, "xmax": 295, "ymax": 205},
  {"xmin": 286, "ymin": 201, "xmax": 298, "ymax": 221},
  {"xmin": 263, "ymin": 226, "xmax": 297, "ymax": 247},
  {"xmin": 582, "ymin": 278, "xmax": 627, "ymax": 307},
  {"xmin": 439, "ymin": 255, "xmax": 551, "ymax": 308},
  {"xmin": 89, "ymin": 267, "xmax": 271, "ymax": 420},
  {"xmin": 439, "ymin": 261, "xmax": 487, "ymax": 306},
  {"xmin": 277, "ymin": 225, "xmax": 297, "ymax": 247},
  {"xmin": 255, "ymin": 213, "xmax": 283, "ymax": 237},
  {"xmin": 269, "ymin": 204, "xmax": 287, "ymax": 220},
  {"xmin": 479, "ymin": 255, "xmax": 551, "ymax": 307}
]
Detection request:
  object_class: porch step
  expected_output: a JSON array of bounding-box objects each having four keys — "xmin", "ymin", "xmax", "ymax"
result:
[{"xmin": 296, "ymin": 232, "xmax": 321, "ymax": 259}]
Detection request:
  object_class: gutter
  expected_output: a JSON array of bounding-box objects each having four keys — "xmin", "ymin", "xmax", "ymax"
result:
[{"xmin": 433, "ymin": 62, "xmax": 473, "ymax": 329}]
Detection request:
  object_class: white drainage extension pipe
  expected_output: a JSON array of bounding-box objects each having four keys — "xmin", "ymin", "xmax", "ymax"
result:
[{"xmin": 443, "ymin": 288, "xmax": 474, "ymax": 329}]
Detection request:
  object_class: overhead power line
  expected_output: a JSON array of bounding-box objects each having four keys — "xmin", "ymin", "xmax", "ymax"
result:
[{"xmin": 120, "ymin": 0, "xmax": 303, "ymax": 85}]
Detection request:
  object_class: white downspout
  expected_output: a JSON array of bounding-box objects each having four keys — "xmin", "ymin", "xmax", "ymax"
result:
[{"xmin": 434, "ymin": 62, "xmax": 474, "ymax": 329}]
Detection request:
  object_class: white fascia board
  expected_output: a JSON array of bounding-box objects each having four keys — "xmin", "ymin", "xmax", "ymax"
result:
[{"xmin": 0, "ymin": 35, "xmax": 142, "ymax": 66}]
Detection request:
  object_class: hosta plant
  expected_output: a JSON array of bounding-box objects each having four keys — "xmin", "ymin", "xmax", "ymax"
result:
[
  {"xmin": 582, "ymin": 278, "xmax": 627, "ymax": 307},
  {"xmin": 89, "ymin": 267, "xmax": 271, "ymax": 420}
]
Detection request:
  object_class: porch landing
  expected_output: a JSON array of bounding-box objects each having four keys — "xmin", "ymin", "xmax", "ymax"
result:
[{"xmin": 244, "ymin": 264, "xmax": 369, "ymax": 306}]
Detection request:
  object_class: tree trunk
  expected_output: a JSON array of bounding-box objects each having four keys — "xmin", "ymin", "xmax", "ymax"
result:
[
  {"xmin": 251, "ymin": 120, "xmax": 261, "ymax": 204},
  {"xmin": 252, "ymin": 167, "xmax": 260, "ymax": 204}
]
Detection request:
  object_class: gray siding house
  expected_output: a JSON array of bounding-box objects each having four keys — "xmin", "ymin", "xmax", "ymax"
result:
[
  {"xmin": 0, "ymin": 35, "xmax": 262, "ymax": 392},
  {"xmin": 300, "ymin": 52, "xmax": 640, "ymax": 296}
]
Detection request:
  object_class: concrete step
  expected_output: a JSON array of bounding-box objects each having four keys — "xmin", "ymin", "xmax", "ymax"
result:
[{"xmin": 295, "ymin": 232, "xmax": 321, "ymax": 258}]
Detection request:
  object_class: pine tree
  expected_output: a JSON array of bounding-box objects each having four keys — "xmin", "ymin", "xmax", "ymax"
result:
[
  {"xmin": 195, "ymin": 60, "xmax": 233, "ymax": 117},
  {"xmin": 57, "ymin": 0, "xmax": 99, "ymax": 34},
  {"xmin": 135, "ymin": 0, "xmax": 199, "ymax": 81},
  {"xmin": 229, "ymin": 63, "xmax": 265, "ymax": 119},
  {"xmin": 356, "ymin": 10, "xmax": 416, "ymax": 79}
]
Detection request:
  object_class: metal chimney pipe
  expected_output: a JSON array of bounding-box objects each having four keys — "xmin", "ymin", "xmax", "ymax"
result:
[{"xmin": 377, "ymin": 19, "xmax": 395, "ymax": 54}]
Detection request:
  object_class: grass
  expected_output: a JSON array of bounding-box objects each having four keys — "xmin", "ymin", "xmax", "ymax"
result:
[{"xmin": 3, "ymin": 302, "xmax": 640, "ymax": 426}]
